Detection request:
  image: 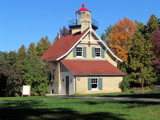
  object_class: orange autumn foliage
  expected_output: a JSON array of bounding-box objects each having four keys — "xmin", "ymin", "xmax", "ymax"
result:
[{"xmin": 108, "ymin": 17, "xmax": 137, "ymax": 61}]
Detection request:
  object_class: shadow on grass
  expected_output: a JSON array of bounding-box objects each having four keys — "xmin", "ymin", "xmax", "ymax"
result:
[
  {"xmin": 100, "ymin": 93, "xmax": 160, "ymax": 99},
  {"xmin": 79, "ymin": 99, "xmax": 160, "ymax": 107},
  {"xmin": 0, "ymin": 99, "xmax": 125, "ymax": 120}
]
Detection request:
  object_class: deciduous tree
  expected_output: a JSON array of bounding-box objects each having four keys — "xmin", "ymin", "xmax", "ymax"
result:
[
  {"xmin": 20, "ymin": 55, "xmax": 48, "ymax": 96},
  {"xmin": 60, "ymin": 26, "xmax": 70, "ymax": 37},
  {"xmin": 0, "ymin": 52, "xmax": 22, "ymax": 96},
  {"xmin": 151, "ymin": 29, "xmax": 160, "ymax": 81},
  {"xmin": 108, "ymin": 17, "xmax": 137, "ymax": 61}
]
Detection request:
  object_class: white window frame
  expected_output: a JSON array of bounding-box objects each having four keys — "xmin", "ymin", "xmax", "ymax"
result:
[
  {"xmin": 95, "ymin": 47, "xmax": 101, "ymax": 58},
  {"xmin": 91, "ymin": 78, "xmax": 99, "ymax": 91},
  {"xmin": 76, "ymin": 46, "xmax": 83, "ymax": 58}
]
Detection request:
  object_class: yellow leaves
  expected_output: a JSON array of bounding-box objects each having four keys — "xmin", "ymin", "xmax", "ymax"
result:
[{"xmin": 108, "ymin": 17, "xmax": 137, "ymax": 61}]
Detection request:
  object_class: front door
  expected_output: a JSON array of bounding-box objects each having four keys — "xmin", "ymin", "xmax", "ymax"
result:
[{"xmin": 66, "ymin": 76, "xmax": 69, "ymax": 95}]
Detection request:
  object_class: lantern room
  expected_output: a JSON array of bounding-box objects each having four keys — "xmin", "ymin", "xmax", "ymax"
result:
[{"xmin": 76, "ymin": 4, "xmax": 91, "ymax": 21}]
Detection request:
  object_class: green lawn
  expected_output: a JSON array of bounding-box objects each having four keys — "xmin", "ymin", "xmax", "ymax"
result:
[
  {"xmin": 0, "ymin": 96, "xmax": 160, "ymax": 120},
  {"xmin": 73, "ymin": 92, "xmax": 160, "ymax": 99}
]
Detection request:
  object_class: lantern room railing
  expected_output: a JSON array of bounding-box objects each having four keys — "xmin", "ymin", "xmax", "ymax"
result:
[{"xmin": 68, "ymin": 18, "xmax": 99, "ymax": 29}]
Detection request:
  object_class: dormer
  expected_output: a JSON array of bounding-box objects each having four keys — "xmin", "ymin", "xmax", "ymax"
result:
[{"xmin": 68, "ymin": 4, "xmax": 98, "ymax": 34}]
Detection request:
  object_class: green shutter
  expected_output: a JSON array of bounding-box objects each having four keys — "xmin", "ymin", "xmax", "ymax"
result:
[
  {"xmin": 101, "ymin": 48, "xmax": 105, "ymax": 58},
  {"xmin": 83, "ymin": 47, "xmax": 86, "ymax": 58},
  {"xmin": 88, "ymin": 78, "xmax": 92, "ymax": 90},
  {"xmin": 73, "ymin": 47, "xmax": 76, "ymax": 57},
  {"xmin": 98, "ymin": 78, "xmax": 103, "ymax": 90},
  {"xmin": 92, "ymin": 47, "xmax": 95, "ymax": 58}
]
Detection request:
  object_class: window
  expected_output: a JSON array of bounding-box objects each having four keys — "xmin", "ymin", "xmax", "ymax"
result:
[
  {"xmin": 91, "ymin": 78, "xmax": 98, "ymax": 90},
  {"xmin": 73, "ymin": 46, "xmax": 86, "ymax": 58},
  {"xmin": 95, "ymin": 48, "xmax": 101, "ymax": 57},
  {"xmin": 76, "ymin": 47, "xmax": 83, "ymax": 57},
  {"xmin": 92, "ymin": 47, "xmax": 105, "ymax": 58},
  {"xmin": 49, "ymin": 73, "xmax": 54, "ymax": 83},
  {"xmin": 88, "ymin": 78, "xmax": 103, "ymax": 91}
]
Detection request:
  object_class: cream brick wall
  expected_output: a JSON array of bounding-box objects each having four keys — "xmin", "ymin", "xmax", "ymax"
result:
[
  {"xmin": 81, "ymin": 14, "xmax": 91, "ymax": 32},
  {"xmin": 75, "ymin": 76, "xmax": 122, "ymax": 94}
]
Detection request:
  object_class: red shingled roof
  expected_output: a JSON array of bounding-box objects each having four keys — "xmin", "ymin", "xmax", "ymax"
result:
[
  {"xmin": 77, "ymin": 4, "xmax": 90, "ymax": 12},
  {"xmin": 40, "ymin": 28, "xmax": 89, "ymax": 61},
  {"xmin": 61, "ymin": 60, "xmax": 124, "ymax": 76}
]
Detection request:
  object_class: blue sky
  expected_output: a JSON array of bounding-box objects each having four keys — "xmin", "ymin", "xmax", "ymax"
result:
[{"xmin": 1, "ymin": 0, "xmax": 160, "ymax": 52}]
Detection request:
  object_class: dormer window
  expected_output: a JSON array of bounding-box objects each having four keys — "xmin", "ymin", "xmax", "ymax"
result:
[
  {"xmin": 76, "ymin": 47, "xmax": 83, "ymax": 57},
  {"xmin": 95, "ymin": 48, "xmax": 101, "ymax": 58},
  {"xmin": 92, "ymin": 47, "xmax": 105, "ymax": 58},
  {"xmin": 73, "ymin": 46, "xmax": 86, "ymax": 58}
]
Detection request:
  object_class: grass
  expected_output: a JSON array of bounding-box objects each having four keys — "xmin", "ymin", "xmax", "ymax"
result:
[{"xmin": 0, "ymin": 95, "xmax": 160, "ymax": 120}]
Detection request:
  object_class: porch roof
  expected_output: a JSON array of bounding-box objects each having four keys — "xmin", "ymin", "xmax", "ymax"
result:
[{"xmin": 61, "ymin": 60, "xmax": 124, "ymax": 76}]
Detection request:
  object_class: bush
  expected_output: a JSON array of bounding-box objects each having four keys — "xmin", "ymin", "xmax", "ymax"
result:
[{"xmin": 119, "ymin": 75, "xmax": 130, "ymax": 92}]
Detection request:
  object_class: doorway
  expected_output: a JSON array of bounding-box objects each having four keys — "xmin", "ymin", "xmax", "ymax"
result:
[{"xmin": 66, "ymin": 76, "xmax": 69, "ymax": 95}]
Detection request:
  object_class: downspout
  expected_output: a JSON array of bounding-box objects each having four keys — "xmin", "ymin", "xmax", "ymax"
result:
[
  {"xmin": 58, "ymin": 62, "xmax": 61, "ymax": 94},
  {"xmin": 74, "ymin": 77, "xmax": 76, "ymax": 94}
]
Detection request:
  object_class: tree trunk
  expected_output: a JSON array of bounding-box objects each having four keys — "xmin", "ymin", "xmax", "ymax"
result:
[{"xmin": 141, "ymin": 81, "xmax": 144, "ymax": 93}]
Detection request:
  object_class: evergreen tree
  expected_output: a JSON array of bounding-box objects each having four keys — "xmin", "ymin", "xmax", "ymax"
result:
[
  {"xmin": 28, "ymin": 42, "xmax": 37, "ymax": 57},
  {"xmin": 128, "ymin": 31, "xmax": 156, "ymax": 91},
  {"xmin": 101, "ymin": 25, "xmax": 113, "ymax": 45},
  {"xmin": 17, "ymin": 45, "xmax": 26, "ymax": 54},
  {"xmin": 143, "ymin": 14, "xmax": 159, "ymax": 66},
  {"xmin": 36, "ymin": 36, "xmax": 51, "ymax": 56},
  {"xmin": 53, "ymin": 33, "xmax": 60, "ymax": 44},
  {"xmin": 147, "ymin": 14, "xmax": 159, "ymax": 33},
  {"xmin": 143, "ymin": 14, "xmax": 159, "ymax": 84},
  {"xmin": 128, "ymin": 31, "xmax": 146, "ymax": 91},
  {"xmin": 17, "ymin": 45, "xmax": 27, "ymax": 61}
]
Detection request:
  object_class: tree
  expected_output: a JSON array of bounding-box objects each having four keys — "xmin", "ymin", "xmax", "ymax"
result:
[
  {"xmin": 151, "ymin": 29, "xmax": 160, "ymax": 81},
  {"xmin": 143, "ymin": 14, "xmax": 159, "ymax": 66},
  {"xmin": 101, "ymin": 25, "xmax": 113, "ymax": 45},
  {"xmin": 28, "ymin": 42, "xmax": 37, "ymax": 57},
  {"xmin": 60, "ymin": 26, "xmax": 70, "ymax": 37},
  {"xmin": 0, "ymin": 51, "xmax": 22, "ymax": 96},
  {"xmin": 17, "ymin": 45, "xmax": 27, "ymax": 61},
  {"xmin": 17, "ymin": 45, "xmax": 26, "ymax": 54},
  {"xmin": 128, "ymin": 31, "xmax": 156, "ymax": 91},
  {"xmin": 36, "ymin": 36, "xmax": 52, "ymax": 56},
  {"xmin": 53, "ymin": 26, "xmax": 70, "ymax": 44},
  {"xmin": 147, "ymin": 14, "xmax": 159, "ymax": 33},
  {"xmin": 20, "ymin": 55, "xmax": 48, "ymax": 96},
  {"xmin": 108, "ymin": 17, "xmax": 137, "ymax": 61},
  {"xmin": 128, "ymin": 31, "xmax": 146, "ymax": 91},
  {"xmin": 118, "ymin": 62, "xmax": 130, "ymax": 92}
]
